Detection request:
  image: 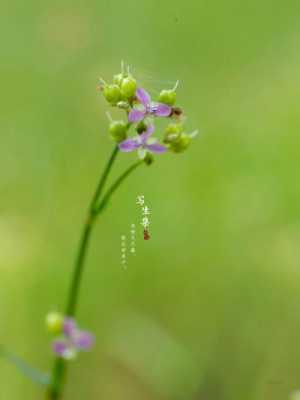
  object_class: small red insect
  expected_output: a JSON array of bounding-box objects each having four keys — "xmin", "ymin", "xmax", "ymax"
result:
[{"xmin": 143, "ymin": 229, "xmax": 150, "ymax": 240}]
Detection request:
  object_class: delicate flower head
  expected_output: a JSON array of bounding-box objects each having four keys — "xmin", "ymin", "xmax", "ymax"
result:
[
  {"xmin": 99, "ymin": 63, "xmax": 197, "ymax": 161},
  {"xmin": 50, "ymin": 316, "xmax": 94, "ymax": 360},
  {"xmin": 128, "ymin": 87, "xmax": 172, "ymax": 123},
  {"xmin": 119, "ymin": 123, "xmax": 166, "ymax": 159}
]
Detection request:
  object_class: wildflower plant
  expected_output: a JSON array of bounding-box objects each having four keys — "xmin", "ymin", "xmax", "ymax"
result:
[
  {"xmin": 47, "ymin": 313, "xmax": 94, "ymax": 360},
  {"xmin": 0, "ymin": 62, "xmax": 197, "ymax": 399}
]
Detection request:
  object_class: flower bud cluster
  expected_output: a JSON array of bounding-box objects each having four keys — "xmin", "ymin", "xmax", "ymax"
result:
[
  {"xmin": 99, "ymin": 63, "xmax": 197, "ymax": 161},
  {"xmin": 46, "ymin": 312, "xmax": 94, "ymax": 360}
]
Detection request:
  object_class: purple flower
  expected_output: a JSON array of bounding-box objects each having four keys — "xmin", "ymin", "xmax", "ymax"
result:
[
  {"xmin": 128, "ymin": 88, "xmax": 172, "ymax": 122},
  {"xmin": 118, "ymin": 124, "xmax": 166, "ymax": 159},
  {"xmin": 53, "ymin": 317, "xmax": 94, "ymax": 360}
]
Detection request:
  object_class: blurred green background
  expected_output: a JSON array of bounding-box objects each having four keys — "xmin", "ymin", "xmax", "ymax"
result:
[{"xmin": 1, "ymin": 0, "xmax": 300, "ymax": 399}]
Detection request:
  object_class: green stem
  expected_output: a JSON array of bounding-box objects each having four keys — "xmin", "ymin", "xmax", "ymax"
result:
[
  {"xmin": 68, "ymin": 145, "xmax": 119, "ymax": 317},
  {"xmin": 95, "ymin": 160, "xmax": 142, "ymax": 214},
  {"xmin": 90, "ymin": 146, "xmax": 119, "ymax": 214},
  {"xmin": 47, "ymin": 147, "xmax": 143, "ymax": 400}
]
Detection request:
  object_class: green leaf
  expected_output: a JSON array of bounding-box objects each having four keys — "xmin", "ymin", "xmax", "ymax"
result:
[{"xmin": 0, "ymin": 345, "xmax": 50, "ymax": 387}]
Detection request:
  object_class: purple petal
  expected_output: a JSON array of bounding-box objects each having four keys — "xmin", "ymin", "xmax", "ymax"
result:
[
  {"xmin": 119, "ymin": 138, "xmax": 141, "ymax": 152},
  {"xmin": 63, "ymin": 318, "xmax": 76, "ymax": 337},
  {"xmin": 128, "ymin": 109, "xmax": 145, "ymax": 122},
  {"xmin": 136, "ymin": 88, "xmax": 151, "ymax": 107},
  {"xmin": 74, "ymin": 331, "xmax": 94, "ymax": 350},
  {"xmin": 152, "ymin": 103, "xmax": 172, "ymax": 117},
  {"xmin": 140, "ymin": 124, "xmax": 154, "ymax": 144},
  {"xmin": 53, "ymin": 339, "xmax": 68, "ymax": 356},
  {"xmin": 145, "ymin": 143, "xmax": 167, "ymax": 153}
]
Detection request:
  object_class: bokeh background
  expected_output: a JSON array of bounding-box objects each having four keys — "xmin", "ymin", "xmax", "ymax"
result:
[{"xmin": 1, "ymin": 0, "xmax": 300, "ymax": 399}]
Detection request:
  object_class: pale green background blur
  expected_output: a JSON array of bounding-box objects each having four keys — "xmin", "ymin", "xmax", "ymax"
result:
[{"xmin": 1, "ymin": 0, "xmax": 300, "ymax": 399}]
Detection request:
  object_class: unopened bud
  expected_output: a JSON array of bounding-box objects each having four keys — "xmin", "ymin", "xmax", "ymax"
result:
[
  {"xmin": 159, "ymin": 89, "xmax": 176, "ymax": 106},
  {"xmin": 169, "ymin": 133, "xmax": 191, "ymax": 153},
  {"xmin": 121, "ymin": 77, "xmax": 137, "ymax": 99},
  {"xmin": 163, "ymin": 123, "xmax": 183, "ymax": 143},
  {"xmin": 109, "ymin": 120, "xmax": 127, "ymax": 142},
  {"xmin": 46, "ymin": 312, "xmax": 64, "ymax": 335},
  {"xmin": 103, "ymin": 84, "xmax": 122, "ymax": 105},
  {"xmin": 159, "ymin": 81, "xmax": 178, "ymax": 106}
]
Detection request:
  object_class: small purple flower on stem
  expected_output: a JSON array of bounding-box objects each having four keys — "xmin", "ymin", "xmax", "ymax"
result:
[
  {"xmin": 118, "ymin": 124, "xmax": 166, "ymax": 159},
  {"xmin": 53, "ymin": 317, "xmax": 94, "ymax": 360},
  {"xmin": 128, "ymin": 88, "xmax": 172, "ymax": 123}
]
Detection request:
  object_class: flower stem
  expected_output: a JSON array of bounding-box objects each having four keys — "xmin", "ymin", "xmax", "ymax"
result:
[
  {"xmin": 67, "ymin": 145, "xmax": 120, "ymax": 317},
  {"xmin": 47, "ymin": 146, "xmax": 143, "ymax": 399},
  {"xmin": 95, "ymin": 160, "xmax": 143, "ymax": 215}
]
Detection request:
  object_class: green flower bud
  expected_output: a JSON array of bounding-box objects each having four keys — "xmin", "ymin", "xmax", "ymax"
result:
[
  {"xmin": 163, "ymin": 123, "xmax": 183, "ymax": 143},
  {"xmin": 46, "ymin": 312, "xmax": 64, "ymax": 335},
  {"xmin": 159, "ymin": 89, "xmax": 176, "ymax": 106},
  {"xmin": 169, "ymin": 133, "xmax": 191, "ymax": 153},
  {"xmin": 103, "ymin": 84, "xmax": 122, "ymax": 105},
  {"xmin": 121, "ymin": 77, "xmax": 137, "ymax": 99},
  {"xmin": 165, "ymin": 123, "xmax": 183, "ymax": 135},
  {"xmin": 109, "ymin": 120, "xmax": 127, "ymax": 142}
]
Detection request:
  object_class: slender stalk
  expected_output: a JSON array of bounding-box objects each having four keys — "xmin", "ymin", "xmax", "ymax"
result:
[
  {"xmin": 47, "ymin": 145, "xmax": 118, "ymax": 399},
  {"xmin": 68, "ymin": 145, "xmax": 119, "ymax": 317},
  {"xmin": 90, "ymin": 146, "xmax": 119, "ymax": 214},
  {"xmin": 95, "ymin": 160, "xmax": 142, "ymax": 215},
  {"xmin": 47, "ymin": 146, "xmax": 143, "ymax": 400}
]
